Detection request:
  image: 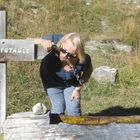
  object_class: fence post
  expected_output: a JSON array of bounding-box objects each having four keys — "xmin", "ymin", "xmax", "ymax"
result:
[
  {"xmin": 0, "ymin": 10, "xmax": 7, "ymax": 133},
  {"xmin": 0, "ymin": 63, "xmax": 6, "ymax": 132},
  {"xmin": 0, "ymin": 11, "xmax": 6, "ymax": 38}
]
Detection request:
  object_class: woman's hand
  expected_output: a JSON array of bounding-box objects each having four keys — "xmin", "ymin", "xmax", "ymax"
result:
[
  {"xmin": 32, "ymin": 38, "xmax": 54, "ymax": 52},
  {"xmin": 71, "ymin": 88, "xmax": 81, "ymax": 102}
]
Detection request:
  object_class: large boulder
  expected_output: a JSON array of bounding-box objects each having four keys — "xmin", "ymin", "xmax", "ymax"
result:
[
  {"xmin": 91, "ymin": 66, "xmax": 118, "ymax": 83},
  {"xmin": 3, "ymin": 112, "xmax": 140, "ymax": 140}
]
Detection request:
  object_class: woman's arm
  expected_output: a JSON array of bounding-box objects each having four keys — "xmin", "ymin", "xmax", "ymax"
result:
[
  {"xmin": 71, "ymin": 63, "xmax": 93, "ymax": 101},
  {"xmin": 75, "ymin": 63, "xmax": 93, "ymax": 91},
  {"xmin": 81, "ymin": 63, "xmax": 93, "ymax": 83},
  {"xmin": 34, "ymin": 38, "xmax": 54, "ymax": 52}
]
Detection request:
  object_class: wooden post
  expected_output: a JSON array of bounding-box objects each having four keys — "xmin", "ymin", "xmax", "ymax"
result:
[
  {"xmin": 0, "ymin": 63, "xmax": 6, "ymax": 132},
  {"xmin": 0, "ymin": 10, "xmax": 6, "ymax": 132},
  {"xmin": 0, "ymin": 10, "xmax": 45, "ymax": 133},
  {"xmin": 0, "ymin": 10, "xmax": 47, "ymax": 133},
  {"xmin": 0, "ymin": 11, "xmax": 6, "ymax": 39}
]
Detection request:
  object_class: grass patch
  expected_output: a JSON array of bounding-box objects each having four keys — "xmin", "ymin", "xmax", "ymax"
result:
[
  {"xmin": 0, "ymin": 134, "xmax": 3, "ymax": 140},
  {"xmin": 0, "ymin": 0, "xmax": 139, "ymax": 116}
]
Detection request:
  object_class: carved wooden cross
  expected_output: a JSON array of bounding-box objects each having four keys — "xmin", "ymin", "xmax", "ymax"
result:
[{"xmin": 0, "ymin": 10, "xmax": 46, "ymax": 131}]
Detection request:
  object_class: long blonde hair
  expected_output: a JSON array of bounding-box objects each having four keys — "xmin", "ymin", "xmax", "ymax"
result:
[{"xmin": 57, "ymin": 33, "xmax": 86, "ymax": 64}]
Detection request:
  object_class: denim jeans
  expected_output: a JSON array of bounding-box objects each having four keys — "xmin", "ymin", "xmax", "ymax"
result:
[{"xmin": 47, "ymin": 86, "xmax": 81, "ymax": 116}]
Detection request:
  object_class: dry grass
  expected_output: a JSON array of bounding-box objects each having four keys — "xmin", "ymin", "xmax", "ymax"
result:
[
  {"xmin": 0, "ymin": 133, "xmax": 3, "ymax": 140},
  {"xmin": 0, "ymin": 0, "xmax": 139, "ymax": 115}
]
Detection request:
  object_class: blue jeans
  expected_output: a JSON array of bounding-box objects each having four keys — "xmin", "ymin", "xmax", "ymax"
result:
[{"xmin": 47, "ymin": 86, "xmax": 81, "ymax": 116}]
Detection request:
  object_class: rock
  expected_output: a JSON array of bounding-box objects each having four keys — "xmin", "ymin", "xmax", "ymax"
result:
[
  {"xmin": 3, "ymin": 112, "xmax": 140, "ymax": 140},
  {"xmin": 91, "ymin": 66, "xmax": 118, "ymax": 83},
  {"xmin": 3, "ymin": 112, "xmax": 50, "ymax": 140},
  {"xmin": 122, "ymin": 0, "xmax": 140, "ymax": 4},
  {"xmin": 32, "ymin": 102, "xmax": 47, "ymax": 115},
  {"xmin": 113, "ymin": 41, "xmax": 133, "ymax": 53},
  {"xmin": 85, "ymin": 0, "xmax": 91, "ymax": 5},
  {"xmin": 85, "ymin": 40, "xmax": 104, "ymax": 49},
  {"xmin": 85, "ymin": 40, "xmax": 133, "ymax": 54}
]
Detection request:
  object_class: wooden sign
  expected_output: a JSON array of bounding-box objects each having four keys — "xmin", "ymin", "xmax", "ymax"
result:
[
  {"xmin": 0, "ymin": 10, "xmax": 48, "ymax": 132},
  {"xmin": 0, "ymin": 10, "xmax": 42, "ymax": 132},
  {"xmin": 0, "ymin": 39, "xmax": 35, "ymax": 61}
]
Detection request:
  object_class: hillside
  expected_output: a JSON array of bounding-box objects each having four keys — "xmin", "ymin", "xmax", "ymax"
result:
[{"xmin": 0, "ymin": 0, "xmax": 140, "ymax": 115}]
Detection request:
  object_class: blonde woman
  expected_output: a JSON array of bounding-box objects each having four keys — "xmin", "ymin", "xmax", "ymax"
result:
[{"xmin": 35, "ymin": 33, "xmax": 93, "ymax": 116}]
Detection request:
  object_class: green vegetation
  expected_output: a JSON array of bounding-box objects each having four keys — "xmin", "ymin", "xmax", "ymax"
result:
[
  {"xmin": 0, "ymin": 0, "xmax": 139, "ymax": 116},
  {"xmin": 0, "ymin": 134, "xmax": 3, "ymax": 140},
  {"xmin": 60, "ymin": 115, "xmax": 140, "ymax": 125}
]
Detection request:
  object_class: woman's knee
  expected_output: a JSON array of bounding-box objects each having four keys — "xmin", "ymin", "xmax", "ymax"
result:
[
  {"xmin": 64, "ymin": 86, "xmax": 81, "ymax": 116},
  {"xmin": 66, "ymin": 100, "xmax": 81, "ymax": 116},
  {"xmin": 51, "ymin": 103, "xmax": 65, "ymax": 114},
  {"xmin": 47, "ymin": 88, "xmax": 65, "ymax": 114}
]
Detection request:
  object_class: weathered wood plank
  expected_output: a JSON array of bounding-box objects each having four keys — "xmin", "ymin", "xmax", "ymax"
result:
[
  {"xmin": 0, "ymin": 39, "xmax": 35, "ymax": 61},
  {"xmin": 0, "ymin": 11, "xmax": 6, "ymax": 38},
  {"xmin": 34, "ymin": 45, "xmax": 47, "ymax": 60},
  {"xmin": 0, "ymin": 63, "xmax": 7, "ymax": 132}
]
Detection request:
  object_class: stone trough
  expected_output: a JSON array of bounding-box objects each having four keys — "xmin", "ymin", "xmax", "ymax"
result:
[{"xmin": 3, "ymin": 112, "xmax": 140, "ymax": 140}]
